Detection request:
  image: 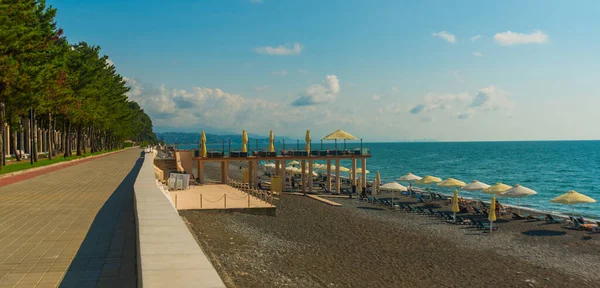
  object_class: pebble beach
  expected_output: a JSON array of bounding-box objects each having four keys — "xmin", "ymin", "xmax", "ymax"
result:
[{"xmin": 182, "ymin": 186, "xmax": 600, "ymax": 287}]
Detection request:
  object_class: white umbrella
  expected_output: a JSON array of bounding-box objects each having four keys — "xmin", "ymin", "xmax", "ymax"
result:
[
  {"xmin": 380, "ymin": 182, "xmax": 407, "ymax": 208},
  {"xmin": 500, "ymin": 184, "xmax": 537, "ymax": 214},
  {"xmin": 398, "ymin": 172, "xmax": 422, "ymax": 191},
  {"xmin": 263, "ymin": 163, "xmax": 276, "ymax": 168},
  {"xmin": 461, "ymin": 180, "xmax": 491, "ymax": 200}
]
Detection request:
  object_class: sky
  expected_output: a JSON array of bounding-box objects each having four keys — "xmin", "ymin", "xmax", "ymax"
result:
[{"xmin": 48, "ymin": 0, "xmax": 600, "ymax": 142}]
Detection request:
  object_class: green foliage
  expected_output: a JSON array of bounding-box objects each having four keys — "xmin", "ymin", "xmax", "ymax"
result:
[{"xmin": 0, "ymin": 0, "xmax": 157, "ymax": 162}]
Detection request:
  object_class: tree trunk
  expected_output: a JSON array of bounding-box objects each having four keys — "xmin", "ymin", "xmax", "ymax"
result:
[
  {"xmin": 0, "ymin": 102, "xmax": 5, "ymax": 169},
  {"xmin": 30, "ymin": 109, "xmax": 38, "ymax": 163},
  {"xmin": 63, "ymin": 120, "xmax": 69, "ymax": 158},
  {"xmin": 76, "ymin": 124, "xmax": 82, "ymax": 156},
  {"xmin": 11, "ymin": 127, "xmax": 20, "ymax": 162},
  {"xmin": 47, "ymin": 113, "xmax": 52, "ymax": 160}
]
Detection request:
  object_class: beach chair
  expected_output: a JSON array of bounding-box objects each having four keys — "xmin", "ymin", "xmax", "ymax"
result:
[
  {"xmin": 592, "ymin": 222, "xmax": 600, "ymax": 233},
  {"xmin": 512, "ymin": 213, "xmax": 529, "ymax": 220},
  {"xmin": 404, "ymin": 205, "xmax": 416, "ymax": 213},
  {"xmin": 473, "ymin": 208, "xmax": 485, "ymax": 215},
  {"xmin": 426, "ymin": 208, "xmax": 436, "ymax": 216},
  {"xmin": 566, "ymin": 217, "xmax": 585, "ymax": 230},
  {"xmin": 545, "ymin": 214, "xmax": 564, "ymax": 224}
]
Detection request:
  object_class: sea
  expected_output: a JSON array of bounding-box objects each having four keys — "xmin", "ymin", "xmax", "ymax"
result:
[{"xmin": 177, "ymin": 141, "xmax": 600, "ymax": 218}]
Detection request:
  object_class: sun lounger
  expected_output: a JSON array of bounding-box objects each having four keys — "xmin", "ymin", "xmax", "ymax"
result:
[
  {"xmin": 473, "ymin": 208, "xmax": 485, "ymax": 215},
  {"xmin": 512, "ymin": 213, "xmax": 528, "ymax": 220},
  {"xmin": 566, "ymin": 217, "xmax": 585, "ymax": 230},
  {"xmin": 545, "ymin": 214, "xmax": 565, "ymax": 224}
]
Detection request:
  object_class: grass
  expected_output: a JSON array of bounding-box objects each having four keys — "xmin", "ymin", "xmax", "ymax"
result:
[{"xmin": 0, "ymin": 148, "xmax": 123, "ymax": 175}]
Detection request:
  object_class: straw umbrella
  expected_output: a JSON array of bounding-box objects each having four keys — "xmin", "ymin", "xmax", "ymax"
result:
[
  {"xmin": 241, "ymin": 130, "xmax": 248, "ymax": 153},
  {"xmin": 415, "ymin": 175, "xmax": 442, "ymax": 194},
  {"xmin": 461, "ymin": 180, "xmax": 491, "ymax": 200},
  {"xmin": 200, "ymin": 131, "xmax": 207, "ymax": 157},
  {"xmin": 482, "ymin": 182, "xmax": 511, "ymax": 208},
  {"xmin": 289, "ymin": 160, "xmax": 300, "ymax": 166},
  {"xmin": 437, "ymin": 178, "xmax": 466, "ymax": 198},
  {"xmin": 380, "ymin": 182, "xmax": 407, "ymax": 206},
  {"xmin": 488, "ymin": 195, "xmax": 497, "ymax": 233},
  {"xmin": 322, "ymin": 129, "xmax": 358, "ymax": 149},
  {"xmin": 398, "ymin": 172, "xmax": 422, "ymax": 191},
  {"xmin": 268, "ymin": 130, "xmax": 275, "ymax": 152},
  {"xmin": 450, "ymin": 190, "xmax": 460, "ymax": 223},
  {"xmin": 305, "ymin": 130, "xmax": 311, "ymax": 153},
  {"xmin": 375, "ymin": 171, "xmax": 381, "ymax": 195},
  {"xmin": 500, "ymin": 184, "xmax": 537, "ymax": 214},
  {"xmin": 551, "ymin": 190, "xmax": 596, "ymax": 216}
]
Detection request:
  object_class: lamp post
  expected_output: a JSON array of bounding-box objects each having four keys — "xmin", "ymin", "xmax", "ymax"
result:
[{"xmin": 282, "ymin": 139, "xmax": 285, "ymax": 151}]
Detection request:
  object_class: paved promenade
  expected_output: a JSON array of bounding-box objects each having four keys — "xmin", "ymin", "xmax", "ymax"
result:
[{"xmin": 0, "ymin": 149, "xmax": 143, "ymax": 288}]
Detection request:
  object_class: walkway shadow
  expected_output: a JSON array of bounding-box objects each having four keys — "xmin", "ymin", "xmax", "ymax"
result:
[
  {"xmin": 356, "ymin": 206, "xmax": 386, "ymax": 211},
  {"xmin": 521, "ymin": 230, "xmax": 567, "ymax": 237},
  {"xmin": 60, "ymin": 152, "xmax": 144, "ymax": 288}
]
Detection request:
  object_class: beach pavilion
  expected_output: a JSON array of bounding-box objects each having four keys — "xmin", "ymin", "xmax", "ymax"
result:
[{"xmin": 191, "ymin": 129, "xmax": 371, "ymax": 195}]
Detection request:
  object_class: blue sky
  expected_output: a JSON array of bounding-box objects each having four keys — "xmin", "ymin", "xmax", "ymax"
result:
[{"xmin": 49, "ymin": 0, "xmax": 600, "ymax": 141}]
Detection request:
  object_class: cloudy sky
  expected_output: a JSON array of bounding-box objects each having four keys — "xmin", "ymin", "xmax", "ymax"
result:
[{"xmin": 50, "ymin": 0, "xmax": 600, "ymax": 141}]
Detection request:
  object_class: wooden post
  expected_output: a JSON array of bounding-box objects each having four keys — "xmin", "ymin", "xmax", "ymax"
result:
[
  {"xmin": 361, "ymin": 158, "xmax": 367, "ymax": 195},
  {"xmin": 198, "ymin": 161, "xmax": 205, "ymax": 184},
  {"xmin": 200, "ymin": 194, "xmax": 203, "ymax": 209},
  {"xmin": 335, "ymin": 159, "xmax": 341, "ymax": 194},
  {"xmin": 351, "ymin": 158, "xmax": 357, "ymax": 186},
  {"xmin": 248, "ymin": 193, "xmax": 251, "ymax": 207},
  {"xmin": 196, "ymin": 160, "xmax": 201, "ymax": 182},
  {"xmin": 308, "ymin": 160, "xmax": 313, "ymax": 193},
  {"xmin": 280, "ymin": 160, "xmax": 286, "ymax": 192},
  {"xmin": 248, "ymin": 160, "xmax": 253, "ymax": 188},
  {"xmin": 301, "ymin": 160, "xmax": 306, "ymax": 194},
  {"xmin": 224, "ymin": 194, "xmax": 227, "ymax": 208},
  {"xmin": 326, "ymin": 160, "xmax": 332, "ymax": 192},
  {"xmin": 223, "ymin": 160, "xmax": 229, "ymax": 183},
  {"xmin": 174, "ymin": 194, "xmax": 178, "ymax": 209}
]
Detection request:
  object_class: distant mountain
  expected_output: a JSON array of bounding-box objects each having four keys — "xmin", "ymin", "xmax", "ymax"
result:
[{"xmin": 157, "ymin": 132, "xmax": 296, "ymax": 145}]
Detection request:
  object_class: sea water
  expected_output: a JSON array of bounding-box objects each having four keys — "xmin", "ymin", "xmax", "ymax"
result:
[{"xmin": 177, "ymin": 141, "xmax": 600, "ymax": 218}]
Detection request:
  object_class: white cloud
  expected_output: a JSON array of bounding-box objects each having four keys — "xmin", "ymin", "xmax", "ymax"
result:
[
  {"xmin": 432, "ymin": 31, "xmax": 456, "ymax": 44},
  {"xmin": 471, "ymin": 35, "xmax": 482, "ymax": 41},
  {"xmin": 470, "ymin": 85, "xmax": 513, "ymax": 111},
  {"xmin": 255, "ymin": 85, "xmax": 269, "ymax": 91},
  {"xmin": 410, "ymin": 92, "xmax": 472, "ymax": 114},
  {"xmin": 272, "ymin": 70, "xmax": 288, "ymax": 76},
  {"xmin": 494, "ymin": 31, "xmax": 549, "ymax": 46},
  {"xmin": 457, "ymin": 108, "xmax": 475, "ymax": 120},
  {"xmin": 372, "ymin": 94, "xmax": 381, "ymax": 101},
  {"xmin": 472, "ymin": 51, "xmax": 483, "ymax": 57},
  {"xmin": 254, "ymin": 43, "xmax": 304, "ymax": 55},
  {"xmin": 391, "ymin": 86, "xmax": 400, "ymax": 93},
  {"xmin": 292, "ymin": 75, "xmax": 340, "ymax": 106}
]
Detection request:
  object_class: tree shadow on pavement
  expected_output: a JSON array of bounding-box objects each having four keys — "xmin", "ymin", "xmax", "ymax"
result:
[{"xmin": 59, "ymin": 152, "xmax": 144, "ymax": 288}]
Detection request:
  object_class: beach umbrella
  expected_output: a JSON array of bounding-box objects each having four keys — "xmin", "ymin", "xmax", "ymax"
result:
[
  {"xmin": 500, "ymin": 184, "xmax": 537, "ymax": 214},
  {"xmin": 305, "ymin": 130, "xmax": 311, "ymax": 153},
  {"xmin": 415, "ymin": 175, "xmax": 442, "ymax": 185},
  {"xmin": 268, "ymin": 130, "xmax": 275, "ymax": 152},
  {"xmin": 338, "ymin": 166, "xmax": 350, "ymax": 172},
  {"xmin": 461, "ymin": 180, "xmax": 491, "ymax": 200},
  {"xmin": 375, "ymin": 171, "xmax": 381, "ymax": 195},
  {"xmin": 398, "ymin": 172, "xmax": 422, "ymax": 191},
  {"xmin": 352, "ymin": 168, "xmax": 370, "ymax": 174},
  {"xmin": 263, "ymin": 163, "xmax": 276, "ymax": 168},
  {"xmin": 483, "ymin": 182, "xmax": 511, "ymax": 195},
  {"xmin": 289, "ymin": 160, "xmax": 300, "ymax": 165},
  {"xmin": 551, "ymin": 190, "xmax": 596, "ymax": 216},
  {"xmin": 488, "ymin": 195, "xmax": 497, "ymax": 233},
  {"xmin": 322, "ymin": 129, "xmax": 358, "ymax": 149},
  {"xmin": 450, "ymin": 190, "xmax": 460, "ymax": 223},
  {"xmin": 415, "ymin": 175, "xmax": 442, "ymax": 193},
  {"xmin": 380, "ymin": 182, "xmax": 407, "ymax": 191},
  {"xmin": 200, "ymin": 130, "xmax": 207, "ymax": 157},
  {"xmin": 381, "ymin": 182, "xmax": 407, "ymax": 206},
  {"xmin": 241, "ymin": 130, "xmax": 248, "ymax": 153},
  {"xmin": 438, "ymin": 178, "xmax": 466, "ymax": 188}
]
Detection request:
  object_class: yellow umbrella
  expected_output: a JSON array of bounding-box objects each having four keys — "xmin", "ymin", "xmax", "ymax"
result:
[
  {"xmin": 551, "ymin": 190, "xmax": 596, "ymax": 215},
  {"xmin": 305, "ymin": 130, "xmax": 311, "ymax": 153},
  {"xmin": 352, "ymin": 168, "xmax": 370, "ymax": 174},
  {"xmin": 289, "ymin": 160, "xmax": 300, "ymax": 165},
  {"xmin": 483, "ymin": 182, "xmax": 511, "ymax": 195},
  {"xmin": 322, "ymin": 129, "xmax": 358, "ymax": 149},
  {"xmin": 200, "ymin": 130, "xmax": 207, "ymax": 157},
  {"xmin": 375, "ymin": 171, "xmax": 381, "ymax": 195},
  {"xmin": 450, "ymin": 190, "xmax": 460, "ymax": 222},
  {"xmin": 437, "ymin": 178, "xmax": 466, "ymax": 188},
  {"xmin": 241, "ymin": 130, "xmax": 248, "ymax": 153},
  {"xmin": 488, "ymin": 195, "xmax": 497, "ymax": 232},
  {"xmin": 415, "ymin": 175, "xmax": 442, "ymax": 185},
  {"xmin": 268, "ymin": 130, "xmax": 275, "ymax": 152}
]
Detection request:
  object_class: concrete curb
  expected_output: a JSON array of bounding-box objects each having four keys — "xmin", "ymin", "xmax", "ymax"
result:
[
  {"xmin": 134, "ymin": 152, "xmax": 226, "ymax": 288},
  {"xmin": 0, "ymin": 147, "xmax": 134, "ymax": 179}
]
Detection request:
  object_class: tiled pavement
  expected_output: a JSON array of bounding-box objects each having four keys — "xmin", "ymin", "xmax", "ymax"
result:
[{"xmin": 0, "ymin": 149, "xmax": 143, "ymax": 288}]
